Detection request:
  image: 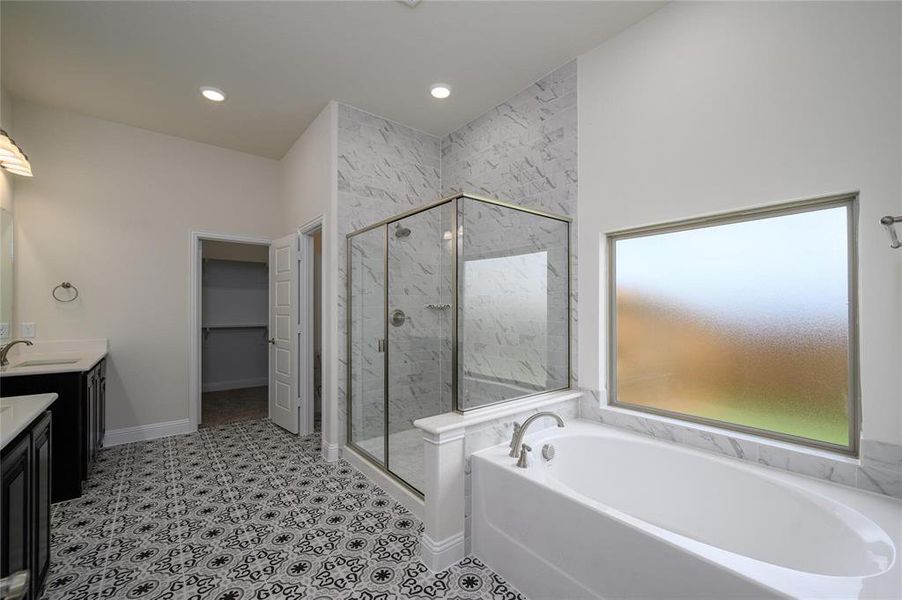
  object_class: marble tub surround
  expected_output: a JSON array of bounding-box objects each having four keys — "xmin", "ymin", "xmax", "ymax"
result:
[
  {"xmin": 0, "ymin": 393, "xmax": 57, "ymax": 449},
  {"xmin": 580, "ymin": 391, "xmax": 902, "ymax": 499},
  {"xmin": 413, "ymin": 389, "xmax": 582, "ymax": 572},
  {"xmin": 0, "ymin": 338, "xmax": 108, "ymax": 376}
]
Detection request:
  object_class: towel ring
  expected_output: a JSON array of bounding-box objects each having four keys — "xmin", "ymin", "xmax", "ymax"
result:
[{"xmin": 52, "ymin": 282, "xmax": 79, "ymax": 302}]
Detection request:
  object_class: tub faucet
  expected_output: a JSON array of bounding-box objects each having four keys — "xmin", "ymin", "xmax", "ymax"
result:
[
  {"xmin": 0, "ymin": 339, "xmax": 33, "ymax": 367},
  {"xmin": 508, "ymin": 411, "xmax": 565, "ymax": 462}
]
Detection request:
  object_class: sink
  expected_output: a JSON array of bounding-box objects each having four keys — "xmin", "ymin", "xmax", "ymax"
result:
[{"xmin": 14, "ymin": 358, "xmax": 80, "ymax": 367}]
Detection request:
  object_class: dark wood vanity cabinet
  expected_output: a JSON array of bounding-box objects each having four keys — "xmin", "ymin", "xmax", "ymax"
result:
[
  {"xmin": 1, "ymin": 435, "xmax": 31, "ymax": 599},
  {"xmin": 83, "ymin": 360, "xmax": 106, "ymax": 471},
  {"xmin": 1, "ymin": 358, "xmax": 106, "ymax": 502},
  {"xmin": 32, "ymin": 413, "xmax": 52, "ymax": 596},
  {"xmin": 1, "ymin": 411, "xmax": 52, "ymax": 600}
]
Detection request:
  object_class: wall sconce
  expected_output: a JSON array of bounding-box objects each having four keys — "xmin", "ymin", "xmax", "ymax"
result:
[{"xmin": 0, "ymin": 129, "xmax": 32, "ymax": 177}]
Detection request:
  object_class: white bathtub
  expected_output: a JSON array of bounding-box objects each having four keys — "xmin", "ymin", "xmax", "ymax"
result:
[{"xmin": 471, "ymin": 420, "xmax": 901, "ymax": 599}]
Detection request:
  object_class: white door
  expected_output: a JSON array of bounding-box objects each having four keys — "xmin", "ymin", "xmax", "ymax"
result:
[{"xmin": 269, "ymin": 233, "xmax": 299, "ymax": 433}]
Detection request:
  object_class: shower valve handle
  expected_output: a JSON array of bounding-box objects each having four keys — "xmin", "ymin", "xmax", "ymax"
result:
[{"xmin": 390, "ymin": 309, "xmax": 406, "ymax": 327}]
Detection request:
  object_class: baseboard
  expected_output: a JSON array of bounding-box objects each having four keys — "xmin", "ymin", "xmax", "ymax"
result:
[
  {"xmin": 343, "ymin": 446, "xmax": 424, "ymax": 521},
  {"xmin": 202, "ymin": 377, "xmax": 267, "ymax": 393},
  {"xmin": 421, "ymin": 532, "xmax": 466, "ymax": 573},
  {"xmin": 104, "ymin": 418, "xmax": 194, "ymax": 447},
  {"xmin": 322, "ymin": 441, "xmax": 341, "ymax": 462}
]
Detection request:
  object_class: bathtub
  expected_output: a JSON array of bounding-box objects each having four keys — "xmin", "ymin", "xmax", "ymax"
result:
[{"xmin": 471, "ymin": 420, "xmax": 901, "ymax": 599}]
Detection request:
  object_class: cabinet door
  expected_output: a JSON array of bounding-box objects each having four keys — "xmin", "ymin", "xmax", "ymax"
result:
[
  {"xmin": 1, "ymin": 436, "xmax": 31, "ymax": 599},
  {"xmin": 99, "ymin": 372, "xmax": 106, "ymax": 448},
  {"xmin": 31, "ymin": 413, "xmax": 51, "ymax": 598},
  {"xmin": 94, "ymin": 367, "xmax": 102, "ymax": 452},
  {"xmin": 84, "ymin": 372, "xmax": 96, "ymax": 470}
]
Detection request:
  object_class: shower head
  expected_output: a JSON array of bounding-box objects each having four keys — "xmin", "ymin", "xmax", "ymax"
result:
[{"xmin": 394, "ymin": 224, "xmax": 411, "ymax": 238}]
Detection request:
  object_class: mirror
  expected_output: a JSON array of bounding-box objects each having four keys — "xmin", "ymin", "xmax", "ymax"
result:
[{"xmin": 0, "ymin": 207, "xmax": 12, "ymax": 342}]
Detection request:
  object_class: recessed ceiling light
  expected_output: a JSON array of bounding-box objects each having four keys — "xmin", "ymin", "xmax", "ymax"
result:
[
  {"xmin": 200, "ymin": 86, "xmax": 226, "ymax": 102},
  {"xmin": 430, "ymin": 83, "xmax": 451, "ymax": 99}
]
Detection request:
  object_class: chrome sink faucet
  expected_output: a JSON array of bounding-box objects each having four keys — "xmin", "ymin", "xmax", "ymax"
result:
[
  {"xmin": 508, "ymin": 411, "xmax": 565, "ymax": 467},
  {"xmin": 0, "ymin": 340, "xmax": 33, "ymax": 367}
]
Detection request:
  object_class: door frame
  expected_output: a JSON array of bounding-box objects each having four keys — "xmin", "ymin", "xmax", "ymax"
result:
[
  {"xmin": 298, "ymin": 215, "xmax": 324, "ymax": 436},
  {"xmin": 188, "ymin": 231, "xmax": 272, "ymax": 431}
]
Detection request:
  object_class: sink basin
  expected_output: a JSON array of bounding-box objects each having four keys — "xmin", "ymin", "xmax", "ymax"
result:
[{"xmin": 14, "ymin": 358, "xmax": 80, "ymax": 367}]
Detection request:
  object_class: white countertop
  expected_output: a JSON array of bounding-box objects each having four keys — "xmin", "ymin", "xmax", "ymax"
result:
[
  {"xmin": 0, "ymin": 393, "xmax": 57, "ymax": 450},
  {"xmin": 0, "ymin": 339, "xmax": 108, "ymax": 377}
]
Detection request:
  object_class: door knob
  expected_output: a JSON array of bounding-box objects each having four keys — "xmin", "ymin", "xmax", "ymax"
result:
[{"xmin": 268, "ymin": 338, "xmax": 276, "ymax": 345}]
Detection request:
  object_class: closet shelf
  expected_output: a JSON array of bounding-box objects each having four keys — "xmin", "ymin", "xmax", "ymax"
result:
[{"xmin": 202, "ymin": 323, "xmax": 268, "ymax": 330}]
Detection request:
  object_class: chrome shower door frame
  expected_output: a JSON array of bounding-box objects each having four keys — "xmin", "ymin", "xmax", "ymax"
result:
[{"xmin": 345, "ymin": 193, "xmax": 573, "ymax": 498}]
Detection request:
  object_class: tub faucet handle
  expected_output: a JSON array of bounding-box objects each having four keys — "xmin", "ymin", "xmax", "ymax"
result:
[
  {"xmin": 508, "ymin": 422, "xmax": 522, "ymax": 457},
  {"xmin": 516, "ymin": 444, "xmax": 532, "ymax": 469}
]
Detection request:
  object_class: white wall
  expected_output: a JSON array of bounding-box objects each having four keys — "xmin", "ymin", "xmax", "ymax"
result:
[
  {"xmin": 0, "ymin": 87, "xmax": 14, "ymax": 213},
  {"xmin": 0, "ymin": 88, "xmax": 15, "ymax": 341},
  {"xmin": 12, "ymin": 100, "xmax": 282, "ymax": 430},
  {"xmin": 578, "ymin": 2, "xmax": 902, "ymax": 445},
  {"xmin": 280, "ymin": 101, "xmax": 340, "ymax": 456}
]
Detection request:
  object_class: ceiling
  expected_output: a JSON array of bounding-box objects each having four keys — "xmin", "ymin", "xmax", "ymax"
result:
[{"xmin": 1, "ymin": 1, "xmax": 663, "ymax": 159}]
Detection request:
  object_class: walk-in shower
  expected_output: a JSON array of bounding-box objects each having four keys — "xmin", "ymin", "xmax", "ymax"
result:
[{"xmin": 347, "ymin": 193, "xmax": 570, "ymax": 495}]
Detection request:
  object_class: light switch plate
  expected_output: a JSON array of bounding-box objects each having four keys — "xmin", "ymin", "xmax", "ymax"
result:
[
  {"xmin": 21, "ymin": 322, "xmax": 36, "ymax": 338},
  {"xmin": 0, "ymin": 323, "xmax": 9, "ymax": 338}
]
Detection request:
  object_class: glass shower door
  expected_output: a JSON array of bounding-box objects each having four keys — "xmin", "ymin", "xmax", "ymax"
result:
[
  {"xmin": 386, "ymin": 202, "xmax": 454, "ymax": 492},
  {"xmin": 348, "ymin": 227, "xmax": 386, "ymax": 465}
]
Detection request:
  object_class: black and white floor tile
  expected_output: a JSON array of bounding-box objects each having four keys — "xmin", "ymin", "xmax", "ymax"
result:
[{"xmin": 41, "ymin": 419, "xmax": 526, "ymax": 600}]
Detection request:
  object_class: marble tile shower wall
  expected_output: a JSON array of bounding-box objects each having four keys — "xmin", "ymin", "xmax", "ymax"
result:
[
  {"xmin": 387, "ymin": 205, "xmax": 454, "ymax": 433},
  {"xmin": 459, "ymin": 199, "xmax": 570, "ymax": 409},
  {"xmin": 349, "ymin": 233, "xmax": 387, "ymax": 446},
  {"xmin": 339, "ymin": 104, "xmax": 442, "ymax": 445},
  {"xmin": 442, "ymin": 61, "xmax": 579, "ymax": 389},
  {"xmin": 341, "ymin": 60, "xmax": 579, "ymax": 440}
]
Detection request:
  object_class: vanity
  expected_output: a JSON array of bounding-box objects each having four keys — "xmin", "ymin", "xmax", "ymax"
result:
[
  {"xmin": 1, "ymin": 341, "xmax": 108, "ymax": 502},
  {"xmin": 1, "ymin": 393, "xmax": 56, "ymax": 600}
]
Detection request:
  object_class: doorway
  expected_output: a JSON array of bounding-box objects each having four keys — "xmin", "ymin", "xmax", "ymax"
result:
[
  {"xmin": 299, "ymin": 222, "xmax": 323, "ymax": 436},
  {"xmin": 189, "ymin": 226, "xmax": 320, "ymax": 437},
  {"xmin": 199, "ymin": 239, "xmax": 270, "ymax": 428}
]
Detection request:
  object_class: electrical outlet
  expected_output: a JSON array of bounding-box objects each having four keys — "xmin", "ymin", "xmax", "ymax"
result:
[
  {"xmin": 0, "ymin": 323, "xmax": 9, "ymax": 338},
  {"xmin": 21, "ymin": 322, "xmax": 36, "ymax": 338}
]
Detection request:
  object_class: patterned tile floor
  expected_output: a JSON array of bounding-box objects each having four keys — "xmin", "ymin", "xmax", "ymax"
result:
[{"xmin": 42, "ymin": 419, "xmax": 526, "ymax": 600}]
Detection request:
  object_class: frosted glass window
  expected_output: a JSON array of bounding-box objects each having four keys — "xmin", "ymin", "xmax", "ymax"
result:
[{"xmin": 609, "ymin": 199, "xmax": 856, "ymax": 451}]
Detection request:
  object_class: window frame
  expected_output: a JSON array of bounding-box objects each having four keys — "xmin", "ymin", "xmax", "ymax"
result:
[{"xmin": 605, "ymin": 192, "xmax": 860, "ymax": 456}]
